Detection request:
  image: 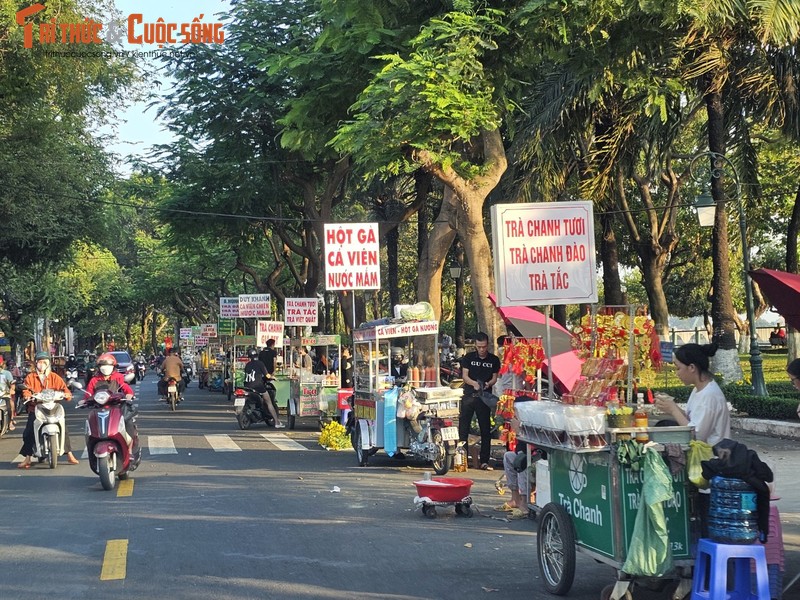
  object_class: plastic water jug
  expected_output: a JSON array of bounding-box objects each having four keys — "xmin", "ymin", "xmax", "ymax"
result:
[{"xmin": 708, "ymin": 476, "xmax": 758, "ymax": 544}]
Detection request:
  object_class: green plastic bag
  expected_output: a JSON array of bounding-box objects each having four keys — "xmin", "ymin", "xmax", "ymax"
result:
[
  {"xmin": 687, "ymin": 440, "xmax": 713, "ymax": 489},
  {"xmin": 621, "ymin": 448, "xmax": 675, "ymax": 577}
]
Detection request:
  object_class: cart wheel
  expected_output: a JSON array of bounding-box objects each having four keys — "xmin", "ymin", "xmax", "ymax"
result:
[
  {"xmin": 430, "ymin": 431, "xmax": 452, "ymax": 476},
  {"xmin": 600, "ymin": 583, "xmax": 633, "ymax": 600},
  {"xmin": 422, "ymin": 505, "xmax": 437, "ymax": 519},
  {"xmin": 354, "ymin": 426, "xmax": 369, "ymax": 467},
  {"xmin": 455, "ymin": 504, "xmax": 473, "ymax": 518},
  {"xmin": 537, "ymin": 502, "xmax": 576, "ymax": 595}
]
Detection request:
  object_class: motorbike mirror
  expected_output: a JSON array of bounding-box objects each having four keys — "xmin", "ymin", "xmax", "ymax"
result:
[{"xmin": 124, "ymin": 372, "xmax": 136, "ymax": 384}]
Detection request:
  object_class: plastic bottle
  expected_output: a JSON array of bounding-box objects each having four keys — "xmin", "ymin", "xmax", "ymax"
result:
[
  {"xmin": 635, "ymin": 393, "xmax": 649, "ymax": 443},
  {"xmin": 453, "ymin": 443, "xmax": 467, "ymax": 472}
]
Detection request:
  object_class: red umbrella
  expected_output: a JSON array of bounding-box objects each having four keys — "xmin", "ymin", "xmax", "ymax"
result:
[
  {"xmin": 488, "ymin": 294, "xmax": 583, "ymax": 393},
  {"xmin": 749, "ymin": 268, "xmax": 800, "ymax": 331}
]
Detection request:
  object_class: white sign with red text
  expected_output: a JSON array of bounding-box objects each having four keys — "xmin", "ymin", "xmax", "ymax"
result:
[
  {"xmin": 324, "ymin": 223, "xmax": 380, "ymax": 290},
  {"xmin": 491, "ymin": 202, "xmax": 598, "ymax": 306},
  {"xmin": 200, "ymin": 323, "xmax": 218, "ymax": 338},
  {"xmin": 220, "ymin": 297, "xmax": 239, "ymax": 318},
  {"xmin": 256, "ymin": 320, "xmax": 285, "ymax": 348},
  {"xmin": 238, "ymin": 294, "xmax": 271, "ymax": 318},
  {"xmin": 284, "ymin": 298, "xmax": 319, "ymax": 326}
]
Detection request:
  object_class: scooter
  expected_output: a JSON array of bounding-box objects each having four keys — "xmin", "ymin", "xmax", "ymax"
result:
[
  {"xmin": 135, "ymin": 361, "xmax": 146, "ymax": 382},
  {"xmin": 65, "ymin": 366, "xmax": 80, "ymax": 388},
  {"xmin": 233, "ymin": 382, "xmax": 279, "ymax": 430},
  {"xmin": 350, "ymin": 387, "xmax": 461, "ymax": 475},
  {"xmin": 25, "ymin": 389, "xmax": 67, "ymax": 469},
  {"xmin": 76, "ymin": 380, "xmax": 140, "ymax": 491},
  {"xmin": 161, "ymin": 375, "xmax": 182, "ymax": 411},
  {"xmin": 0, "ymin": 392, "xmax": 12, "ymax": 437},
  {"xmin": 183, "ymin": 363, "xmax": 193, "ymax": 387}
]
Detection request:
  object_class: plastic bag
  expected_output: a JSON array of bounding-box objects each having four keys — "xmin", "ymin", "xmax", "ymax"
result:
[
  {"xmin": 481, "ymin": 390, "xmax": 499, "ymax": 409},
  {"xmin": 688, "ymin": 440, "xmax": 713, "ymax": 489}
]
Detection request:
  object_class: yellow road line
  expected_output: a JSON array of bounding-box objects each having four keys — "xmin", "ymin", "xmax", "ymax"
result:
[
  {"xmin": 100, "ymin": 539, "xmax": 128, "ymax": 581},
  {"xmin": 117, "ymin": 478, "xmax": 134, "ymax": 497}
]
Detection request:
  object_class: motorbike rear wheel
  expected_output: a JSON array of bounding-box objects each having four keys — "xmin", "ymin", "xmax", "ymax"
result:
[
  {"xmin": 237, "ymin": 412, "xmax": 250, "ymax": 430},
  {"xmin": 48, "ymin": 433, "xmax": 59, "ymax": 469},
  {"xmin": 430, "ymin": 431, "xmax": 451, "ymax": 475},
  {"xmin": 169, "ymin": 394, "xmax": 177, "ymax": 411},
  {"xmin": 98, "ymin": 455, "xmax": 116, "ymax": 490}
]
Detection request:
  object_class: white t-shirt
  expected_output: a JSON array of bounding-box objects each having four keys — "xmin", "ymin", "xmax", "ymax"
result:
[{"xmin": 686, "ymin": 379, "xmax": 730, "ymax": 446}]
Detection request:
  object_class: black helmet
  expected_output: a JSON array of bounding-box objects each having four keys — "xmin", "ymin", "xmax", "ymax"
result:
[{"xmin": 247, "ymin": 348, "xmax": 258, "ymax": 360}]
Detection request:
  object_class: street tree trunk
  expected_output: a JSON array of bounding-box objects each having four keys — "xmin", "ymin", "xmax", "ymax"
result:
[
  {"xmin": 785, "ymin": 182, "xmax": 800, "ymax": 361},
  {"xmin": 415, "ymin": 128, "xmax": 506, "ymax": 344},
  {"xmin": 705, "ymin": 89, "xmax": 743, "ymax": 382}
]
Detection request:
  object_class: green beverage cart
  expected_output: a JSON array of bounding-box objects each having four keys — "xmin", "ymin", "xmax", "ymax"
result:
[{"xmin": 521, "ymin": 424, "xmax": 697, "ymax": 600}]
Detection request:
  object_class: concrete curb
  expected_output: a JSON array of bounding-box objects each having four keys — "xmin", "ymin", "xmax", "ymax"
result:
[{"xmin": 732, "ymin": 416, "xmax": 800, "ymax": 440}]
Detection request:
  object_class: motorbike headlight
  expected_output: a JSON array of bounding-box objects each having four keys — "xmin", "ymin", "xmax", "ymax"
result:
[{"xmin": 94, "ymin": 390, "xmax": 111, "ymax": 405}]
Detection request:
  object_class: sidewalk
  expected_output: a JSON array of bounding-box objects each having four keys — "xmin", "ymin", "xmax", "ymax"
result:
[{"xmin": 733, "ymin": 416, "xmax": 800, "ymax": 440}]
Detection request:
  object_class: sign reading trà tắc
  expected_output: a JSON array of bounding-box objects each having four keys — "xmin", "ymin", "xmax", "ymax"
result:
[
  {"xmin": 490, "ymin": 201, "xmax": 598, "ymax": 307},
  {"xmin": 284, "ymin": 298, "xmax": 318, "ymax": 326},
  {"xmin": 323, "ymin": 223, "xmax": 380, "ymax": 291}
]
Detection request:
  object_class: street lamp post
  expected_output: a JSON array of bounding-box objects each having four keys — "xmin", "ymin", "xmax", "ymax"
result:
[
  {"xmin": 691, "ymin": 151, "xmax": 767, "ymax": 396},
  {"xmin": 450, "ymin": 252, "xmax": 465, "ymax": 349}
]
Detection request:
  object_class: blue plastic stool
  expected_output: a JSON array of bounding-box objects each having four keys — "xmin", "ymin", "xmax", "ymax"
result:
[{"xmin": 691, "ymin": 538, "xmax": 771, "ymax": 600}]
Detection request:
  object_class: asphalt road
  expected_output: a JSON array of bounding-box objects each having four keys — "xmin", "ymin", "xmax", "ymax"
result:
[{"xmin": 1, "ymin": 377, "xmax": 798, "ymax": 600}]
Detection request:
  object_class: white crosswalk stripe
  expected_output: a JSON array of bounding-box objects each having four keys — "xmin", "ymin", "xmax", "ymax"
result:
[
  {"xmin": 204, "ymin": 434, "xmax": 241, "ymax": 452},
  {"xmin": 147, "ymin": 434, "xmax": 178, "ymax": 455},
  {"xmin": 260, "ymin": 432, "xmax": 307, "ymax": 451}
]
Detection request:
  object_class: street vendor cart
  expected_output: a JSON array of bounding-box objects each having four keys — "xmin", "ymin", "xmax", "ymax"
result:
[
  {"xmin": 287, "ymin": 335, "xmax": 341, "ymax": 430},
  {"xmin": 517, "ymin": 305, "xmax": 698, "ymax": 600},
  {"xmin": 350, "ymin": 318, "xmax": 463, "ymax": 474},
  {"xmin": 519, "ymin": 416, "xmax": 696, "ymax": 599}
]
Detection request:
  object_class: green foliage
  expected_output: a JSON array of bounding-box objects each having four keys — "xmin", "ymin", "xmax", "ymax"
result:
[{"xmin": 332, "ymin": 8, "xmax": 506, "ymax": 178}]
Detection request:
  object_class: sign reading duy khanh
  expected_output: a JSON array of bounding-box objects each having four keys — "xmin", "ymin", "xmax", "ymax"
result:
[{"xmin": 491, "ymin": 202, "xmax": 598, "ymax": 306}]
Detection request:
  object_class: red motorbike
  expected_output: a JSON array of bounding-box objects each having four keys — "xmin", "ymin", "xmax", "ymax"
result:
[{"xmin": 78, "ymin": 387, "xmax": 141, "ymax": 491}]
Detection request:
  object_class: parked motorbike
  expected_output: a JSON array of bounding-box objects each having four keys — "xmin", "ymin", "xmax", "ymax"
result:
[
  {"xmin": 439, "ymin": 359, "xmax": 463, "ymax": 385},
  {"xmin": 348, "ymin": 388, "xmax": 460, "ymax": 475},
  {"xmin": 25, "ymin": 389, "xmax": 67, "ymax": 469},
  {"xmin": 233, "ymin": 382, "xmax": 279, "ymax": 430},
  {"xmin": 75, "ymin": 380, "xmax": 140, "ymax": 491},
  {"xmin": 135, "ymin": 361, "xmax": 146, "ymax": 382}
]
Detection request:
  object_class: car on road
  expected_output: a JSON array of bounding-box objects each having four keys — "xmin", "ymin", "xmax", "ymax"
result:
[{"xmin": 110, "ymin": 351, "xmax": 135, "ymax": 380}]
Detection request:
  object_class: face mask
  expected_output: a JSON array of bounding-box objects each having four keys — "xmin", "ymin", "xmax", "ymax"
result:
[
  {"xmin": 99, "ymin": 365, "xmax": 114, "ymax": 376},
  {"xmin": 37, "ymin": 362, "xmax": 49, "ymax": 373}
]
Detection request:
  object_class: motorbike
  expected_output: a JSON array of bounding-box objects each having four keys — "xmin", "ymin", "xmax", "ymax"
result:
[
  {"xmin": 135, "ymin": 361, "xmax": 146, "ymax": 382},
  {"xmin": 439, "ymin": 359, "xmax": 463, "ymax": 385},
  {"xmin": 234, "ymin": 381, "xmax": 279, "ymax": 430},
  {"xmin": 183, "ymin": 363, "xmax": 193, "ymax": 387},
  {"xmin": 25, "ymin": 389, "xmax": 67, "ymax": 469},
  {"xmin": 0, "ymin": 392, "xmax": 12, "ymax": 437},
  {"xmin": 84, "ymin": 362, "xmax": 97, "ymax": 385},
  {"xmin": 349, "ymin": 387, "xmax": 461, "ymax": 475},
  {"xmin": 162, "ymin": 376, "xmax": 182, "ymax": 411},
  {"xmin": 75, "ymin": 380, "xmax": 140, "ymax": 491},
  {"xmin": 65, "ymin": 366, "xmax": 80, "ymax": 388}
]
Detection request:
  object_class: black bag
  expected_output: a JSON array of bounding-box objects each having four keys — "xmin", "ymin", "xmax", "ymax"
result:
[{"xmin": 481, "ymin": 390, "xmax": 499, "ymax": 409}]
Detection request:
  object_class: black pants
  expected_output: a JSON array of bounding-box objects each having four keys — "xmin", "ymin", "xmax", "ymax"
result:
[
  {"xmin": 458, "ymin": 392, "xmax": 492, "ymax": 464},
  {"xmin": 19, "ymin": 411, "xmax": 73, "ymax": 456}
]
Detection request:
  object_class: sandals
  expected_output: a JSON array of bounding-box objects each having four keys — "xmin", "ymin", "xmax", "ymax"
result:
[
  {"xmin": 494, "ymin": 502, "xmax": 516, "ymax": 512},
  {"xmin": 67, "ymin": 456, "xmax": 80, "ymax": 465},
  {"xmin": 8, "ymin": 420, "xmax": 15, "ymax": 431},
  {"xmin": 17, "ymin": 462, "xmax": 30, "ymax": 469},
  {"xmin": 508, "ymin": 508, "xmax": 528, "ymax": 520}
]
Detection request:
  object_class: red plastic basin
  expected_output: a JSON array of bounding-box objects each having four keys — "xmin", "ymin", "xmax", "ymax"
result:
[{"xmin": 413, "ymin": 477, "xmax": 474, "ymax": 502}]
